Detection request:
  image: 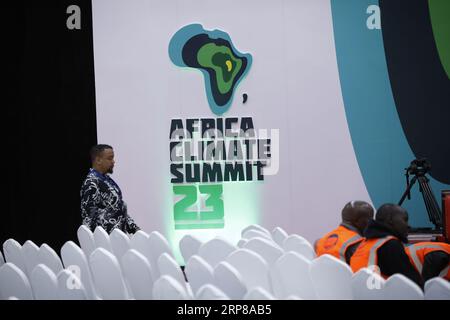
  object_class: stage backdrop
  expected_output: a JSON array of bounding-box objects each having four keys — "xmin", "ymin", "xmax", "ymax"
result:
[{"xmin": 92, "ymin": 0, "xmax": 450, "ymax": 263}]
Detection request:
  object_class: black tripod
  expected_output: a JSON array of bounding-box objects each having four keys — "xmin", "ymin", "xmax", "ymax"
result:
[{"xmin": 398, "ymin": 159, "xmax": 442, "ymax": 230}]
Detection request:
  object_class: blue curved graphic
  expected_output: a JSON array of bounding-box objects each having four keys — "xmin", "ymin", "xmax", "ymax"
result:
[{"xmin": 330, "ymin": 0, "xmax": 450, "ymax": 227}]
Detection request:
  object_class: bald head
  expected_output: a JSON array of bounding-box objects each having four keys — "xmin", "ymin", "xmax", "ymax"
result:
[
  {"xmin": 375, "ymin": 204, "xmax": 409, "ymax": 241},
  {"xmin": 341, "ymin": 200, "xmax": 374, "ymax": 234}
]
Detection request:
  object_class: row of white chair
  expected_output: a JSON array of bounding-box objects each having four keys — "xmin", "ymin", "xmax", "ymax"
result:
[{"xmin": 2, "ymin": 224, "xmax": 449, "ymax": 300}]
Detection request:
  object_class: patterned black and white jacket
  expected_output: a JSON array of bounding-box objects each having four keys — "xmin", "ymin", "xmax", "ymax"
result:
[{"xmin": 80, "ymin": 169, "xmax": 140, "ymax": 234}]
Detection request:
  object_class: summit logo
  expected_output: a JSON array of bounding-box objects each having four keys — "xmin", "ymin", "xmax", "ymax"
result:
[{"xmin": 169, "ymin": 24, "xmax": 252, "ymax": 115}]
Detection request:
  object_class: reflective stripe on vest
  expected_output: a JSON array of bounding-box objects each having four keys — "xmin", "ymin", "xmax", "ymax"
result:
[
  {"xmin": 440, "ymin": 265, "xmax": 450, "ymax": 278},
  {"xmin": 367, "ymin": 236, "xmax": 396, "ymax": 267},
  {"xmin": 338, "ymin": 234, "xmax": 362, "ymax": 262}
]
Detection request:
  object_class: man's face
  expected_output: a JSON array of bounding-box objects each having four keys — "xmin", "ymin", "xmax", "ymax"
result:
[
  {"xmin": 96, "ymin": 148, "xmax": 115, "ymax": 174},
  {"xmin": 391, "ymin": 210, "xmax": 409, "ymax": 240}
]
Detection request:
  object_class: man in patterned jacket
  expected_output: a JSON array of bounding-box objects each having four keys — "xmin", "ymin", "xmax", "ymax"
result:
[{"xmin": 80, "ymin": 144, "xmax": 140, "ymax": 234}]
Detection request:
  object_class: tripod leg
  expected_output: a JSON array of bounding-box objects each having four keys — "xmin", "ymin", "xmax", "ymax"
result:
[
  {"xmin": 418, "ymin": 177, "xmax": 442, "ymax": 229},
  {"xmin": 399, "ymin": 176, "xmax": 418, "ymax": 206}
]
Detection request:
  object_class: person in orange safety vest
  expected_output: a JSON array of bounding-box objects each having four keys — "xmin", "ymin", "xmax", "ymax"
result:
[
  {"xmin": 406, "ymin": 242, "xmax": 449, "ymax": 282},
  {"xmin": 350, "ymin": 204, "xmax": 423, "ymax": 288},
  {"xmin": 315, "ymin": 201, "xmax": 374, "ymax": 264}
]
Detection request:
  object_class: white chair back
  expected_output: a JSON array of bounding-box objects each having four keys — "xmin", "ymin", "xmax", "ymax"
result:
[
  {"xmin": 383, "ymin": 274, "xmax": 424, "ymax": 300},
  {"xmin": 241, "ymin": 224, "xmax": 271, "ymax": 238},
  {"xmin": 93, "ymin": 226, "xmax": 113, "ymax": 253},
  {"xmin": 242, "ymin": 229, "xmax": 272, "ymax": 241},
  {"xmin": 424, "ymin": 277, "xmax": 450, "ymax": 300},
  {"xmin": 3, "ymin": 239, "xmax": 27, "ymax": 274},
  {"xmin": 61, "ymin": 241, "xmax": 97, "ymax": 300},
  {"xmin": 271, "ymin": 227, "xmax": 289, "ymax": 247},
  {"xmin": 57, "ymin": 269, "xmax": 87, "ymax": 300},
  {"xmin": 185, "ymin": 255, "xmax": 215, "ymax": 295},
  {"xmin": 351, "ymin": 268, "xmax": 385, "ymax": 300},
  {"xmin": 30, "ymin": 264, "xmax": 58, "ymax": 300},
  {"xmin": 243, "ymin": 237, "xmax": 283, "ymax": 268},
  {"xmin": 283, "ymin": 235, "xmax": 316, "ymax": 260},
  {"xmin": 226, "ymin": 248, "xmax": 271, "ymax": 292},
  {"xmin": 309, "ymin": 254, "xmax": 353, "ymax": 299},
  {"xmin": 110, "ymin": 228, "xmax": 131, "ymax": 260},
  {"xmin": 179, "ymin": 234, "xmax": 203, "ymax": 264},
  {"xmin": 271, "ymin": 251, "xmax": 316, "ymax": 299},
  {"xmin": 196, "ymin": 284, "xmax": 230, "ymax": 300},
  {"xmin": 213, "ymin": 262, "xmax": 247, "ymax": 300},
  {"xmin": 22, "ymin": 240, "xmax": 40, "ymax": 277},
  {"xmin": 148, "ymin": 231, "xmax": 174, "ymax": 279},
  {"xmin": 198, "ymin": 237, "xmax": 236, "ymax": 268},
  {"xmin": 37, "ymin": 244, "xmax": 63, "ymax": 275},
  {"xmin": 121, "ymin": 249, "xmax": 154, "ymax": 300},
  {"xmin": 152, "ymin": 275, "xmax": 189, "ymax": 300},
  {"xmin": 244, "ymin": 287, "xmax": 275, "ymax": 300},
  {"xmin": 89, "ymin": 248, "xmax": 129, "ymax": 300},
  {"xmin": 77, "ymin": 225, "xmax": 96, "ymax": 258},
  {"xmin": 0, "ymin": 262, "xmax": 33, "ymax": 300},
  {"xmin": 129, "ymin": 230, "xmax": 152, "ymax": 264},
  {"xmin": 157, "ymin": 253, "xmax": 186, "ymax": 289}
]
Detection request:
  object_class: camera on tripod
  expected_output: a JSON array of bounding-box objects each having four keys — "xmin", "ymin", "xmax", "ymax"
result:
[
  {"xmin": 399, "ymin": 158, "xmax": 442, "ymax": 231},
  {"xmin": 406, "ymin": 158, "xmax": 431, "ymax": 176}
]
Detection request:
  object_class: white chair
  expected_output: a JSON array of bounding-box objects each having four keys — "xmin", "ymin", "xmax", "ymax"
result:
[
  {"xmin": 77, "ymin": 225, "xmax": 96, "ymax": 258},
  {"xmin": 242, "ymin": 229, "xmax": 272, "ymax": 241},
  {"xmin": 61, "ymin": 241, "xmax": 97, "ymax": 300},
  {"xmin": 22, "ymin": 240, "xmax": 40, "ymax": 277},
  {"xmin": 30, "ymin": 264, "xmax": 59, "ymax": 300},
  {"xmin": 244, "ymin": 287, "xmax": 275, "ymax": 300},
  {"xmin": 271, "ymin": 251, "xmax": 316, "ymax": 299},
  {"xmin": 110, "ymin": 228, "xmax": 131, "ymax": 260},
  {"xmin": 121, "ymin": 249, "xmax": 154, "ymax": 300},
  {"xmin": 129, "ymin": 230, "xmax": 153, "ymax": 264},
  {"xmin": 185, "ymin": 255, "xmax": 215, "ymax": 295},
  {"xmin": 57, "ymin": 269, "xmax": 87, "ymax": 300},
  {"xmin": 237, "ymin": 239, "xmax": 248, "ymax": 248},
  {"xmin": 424, "ymin": 277, "xmax": 450, "ymax": 300},
  {"xmin": 157, "ymin": 253, "xmax": 186, "ymax": 289},
  {"xmin": 153, "ymin": 275, "xmax": 189, "ymax": 300},
  {"xmin": 37, "ymin": 244, "xmax": 63, "ymax": 275},
  {"xmin": 351, "ymin": 268, "xmax": 385, "ymax": 300},
  {"xmin": 309, "ymin": 254, "xmax": 353, "ymax": 299},
  {"xmin": 383, "ymin": 274, "xmax": 424, "ymax": 300},
  {"xmin": 271, "ymin": 227, "xmax": 289, "ymax": 247},
  {"xmin": 214, "ymin": 262, "xmax": 247, "ymax": 300},
  {"xmin": 241, "ymin": 224, "xmax": 271, "ymax": 238},
  {"xmin": 89, "ymin": 248, "xmax": 129, "ymax": 300},
  {"xmin": 0, "ymin": 262, "xmax": 34, "ymax": 300},
  {"xmin": 148, "ymin": 231, "xmax": 174, "ymax": 279},
  {"xmin": 93, "ymin": 226, "xmax": 113, "ymax": 253},
  {"xmin": 196, "ymin": 284, "xmax": 230, "ymax": 300},
  {"xmin": 226, "ymin": 248, "xmax": 271, "ymax": 292},
  {"xmin": 198, "ymin": 237, "xmax": 236, "ymax": 268},
  {"xmin": 179, "ymin": 234, "xmax": 203, "ymax": 265},
  {"xmin": 283, "ymin": 235, "xmax": 316, "ymax": 260},
  {"xmin": 3, "ymin": 239, "xmax": 27, "ymax": 274},
  {"xmin": 243, "ymin": 237, "xmax": 283, "ymax": 268}
]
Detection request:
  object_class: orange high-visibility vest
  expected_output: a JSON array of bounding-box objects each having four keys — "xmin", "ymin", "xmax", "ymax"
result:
[
  {"xmin": 406, "ymin": 242, "xmax": 450, "ymax": 280},
  {"xmin": 315, "ymin": 225, "xmax": 363, "ymax": 263},
  {"xmin": 350, "ymin": 236, "xmax": 397, "ymax": 277}
]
